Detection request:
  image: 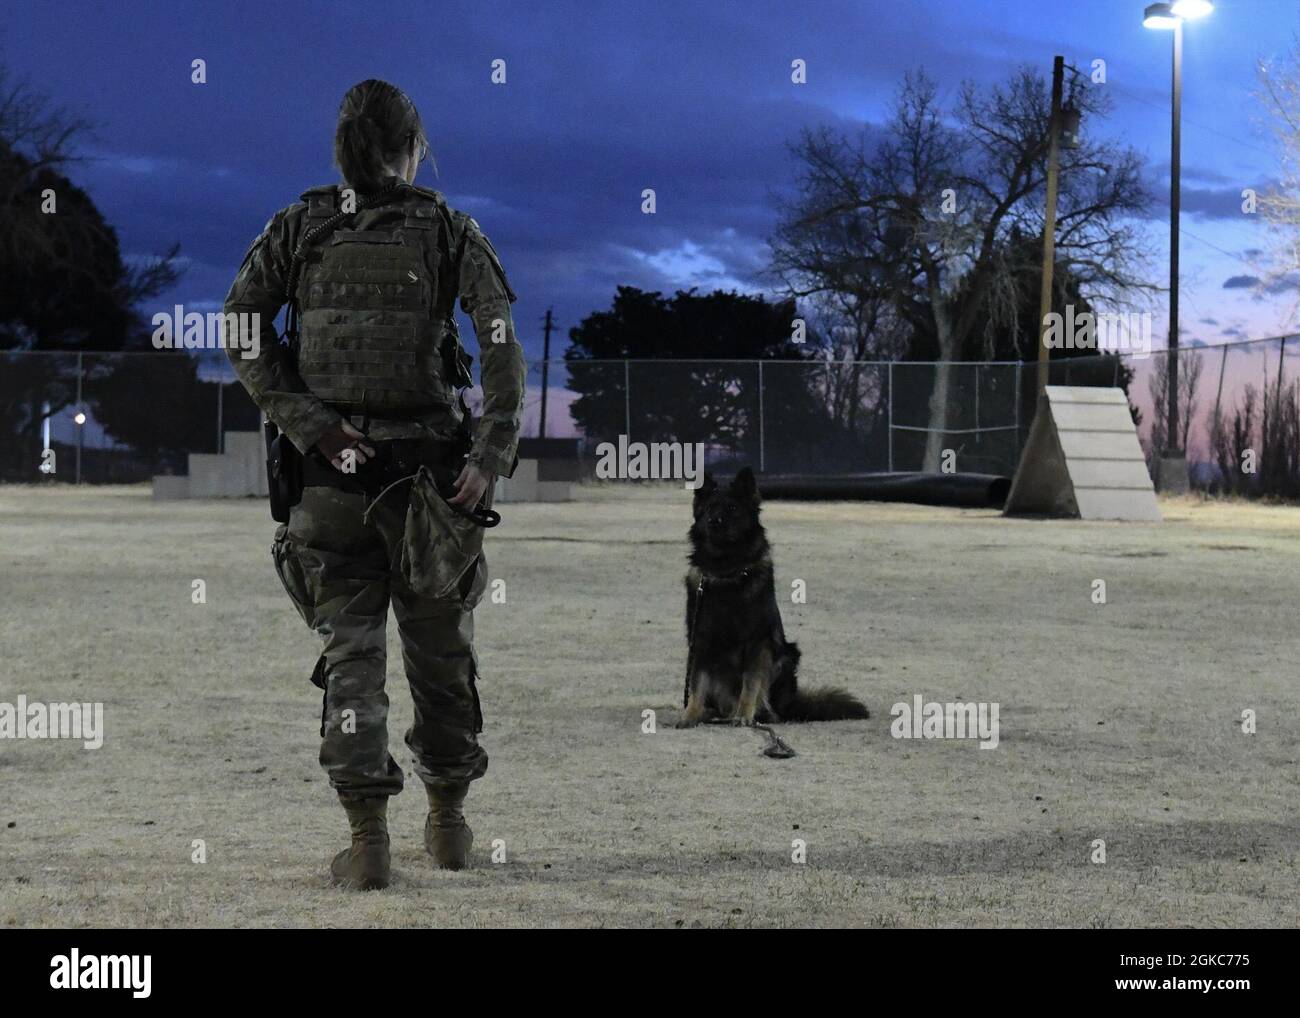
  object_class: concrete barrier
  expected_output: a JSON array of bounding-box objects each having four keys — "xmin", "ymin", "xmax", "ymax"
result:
[
  {"xmin": 154, "ymin": 432, "xmax": 573, "ymax": 505},
  {"xmin": 151, "ymin": 431, "xmax": 266, "ymax": 500},
  {"xmin": 495, "ymin": 459, "xmax": 571, "ymax": 503},
  {"xmin": 151, "ymin": 475, "xmax": 190, "ymax": 500},
  {"xmin": 495, "ymin": 459, "xmax": 538, "ymax": 502}
]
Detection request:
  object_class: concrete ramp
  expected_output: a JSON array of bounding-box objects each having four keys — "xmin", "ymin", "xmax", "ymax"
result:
[{"xmin": 1004, "ymin": 386, "xmax": 1160, "ymax": 522}]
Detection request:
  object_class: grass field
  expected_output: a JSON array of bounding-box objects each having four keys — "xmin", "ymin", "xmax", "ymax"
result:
[{"xmin": 1, "ymin": 483, "xmax": 1298, "ymax": 928}]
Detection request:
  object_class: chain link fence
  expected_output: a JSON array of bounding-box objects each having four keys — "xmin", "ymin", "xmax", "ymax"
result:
[
  {"xmin": 1047, "ymin": 335, "xmax": 1300, "ymax": 495},
  {"xmin": 529, "ymin": 358, "xmax": 1024, "ymax": 476},
  {"xmin": 0, "ymin": 351, "xmax": 253, "ymax": 484},
  {"xmin": 2, "ymin": 339, "xmax": 1296, "ymax": 491}
]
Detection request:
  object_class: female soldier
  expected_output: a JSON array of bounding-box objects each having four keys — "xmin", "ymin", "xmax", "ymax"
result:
[{"xmin": 224, "ymin": 79, "xmax": 525, "ymax": 890}]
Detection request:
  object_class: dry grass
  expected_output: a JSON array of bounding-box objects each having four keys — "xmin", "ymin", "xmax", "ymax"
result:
[{"xmin": 0, "ymin": 483, "xmax": 1297, "ymax": 928}]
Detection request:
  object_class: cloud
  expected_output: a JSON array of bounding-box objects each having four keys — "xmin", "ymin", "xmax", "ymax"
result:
[
  {"xmin": 1137, "ymin": 171, "xmax": 1280, "ymax": 222},
  {"xmin": 621, "ymin": 238, "xmax": 764, "ymax": 294},
  {"xmin": 89, "ymin": 151, "xmax": 184, "ymax": 176},
  {"xmin": 1221, "ymin": 272, "xmax": 1300, "ymax": 295},
  {"xmin": 1181, "ymin": 186, "xmax": 1253, "ymax": 220}
]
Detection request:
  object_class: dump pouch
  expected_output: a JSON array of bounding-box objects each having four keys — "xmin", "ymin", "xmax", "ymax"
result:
[{"xmin": 399, "ymin": 465, "xmax": 485, "ymax": 600}]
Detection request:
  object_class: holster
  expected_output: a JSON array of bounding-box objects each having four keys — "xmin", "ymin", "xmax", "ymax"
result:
[{"xmin": 265, "ymin": 419, "xmax": 303, "ymax": 523}]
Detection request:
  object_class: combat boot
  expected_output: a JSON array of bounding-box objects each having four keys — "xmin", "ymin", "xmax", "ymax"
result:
[
  {"xmin": 422, "ymin": 779, "xmax": 473, "ymax": 870},
  {"xmin": 329, "ymin": 796, "xmax": 391, "ymax": 890}
]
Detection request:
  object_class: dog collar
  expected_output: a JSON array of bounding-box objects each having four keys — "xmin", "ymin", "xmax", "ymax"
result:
[{"xmin": 700, "ymin": 566, "xmax": 752, "ymax": 587}]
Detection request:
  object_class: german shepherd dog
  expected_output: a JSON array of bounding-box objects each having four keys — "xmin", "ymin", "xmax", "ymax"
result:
[{"xmin": 678, "ymin": 467, "xmax": 869, "ymax": 728}]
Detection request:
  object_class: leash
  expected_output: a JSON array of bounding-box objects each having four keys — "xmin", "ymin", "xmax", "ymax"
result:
[
  {"xmin": 340, "ymin": 454, "xmax": 501, "ymax": 531},
  {"xmin": 702, "ymin": 718, "xmax": 796, "ymax": 759},
  {"xmin": 681, "ymin": 574, "xmax": 797, "ymax": 759}
]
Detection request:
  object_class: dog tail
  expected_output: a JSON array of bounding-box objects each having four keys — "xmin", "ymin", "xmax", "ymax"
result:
[{"xmin": 782, "ymin": 687, "xmax": 870, "ymax": 722}]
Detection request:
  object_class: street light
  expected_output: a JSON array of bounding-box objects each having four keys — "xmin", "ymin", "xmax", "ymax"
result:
[
  {"xmin": 1143, "ymin": 0, "xmax": 1212, "ymax": 493},
  {"xmin": 1171, "ymin": 0, "xmax": 1213, "ymax": 18},
  {"xmin": 1143, "ymin": 3, "xmax": 1179, "ymax": 29}
]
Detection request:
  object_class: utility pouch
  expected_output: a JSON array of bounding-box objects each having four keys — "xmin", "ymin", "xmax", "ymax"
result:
[
  {"xmin": 271, "ymin": 523, "xmax": 317, "ymax": 628},
  {"xmin": 265, "ymin": 418, "xmax": 303, "ymax": 523},
  {"xmin": 399, "ymin": 464, "xmax": 486, "ymax": 600}
]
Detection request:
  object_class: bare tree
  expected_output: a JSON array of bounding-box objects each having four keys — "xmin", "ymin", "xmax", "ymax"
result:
[
  {"xmin": 1211, "ymin": 383, "xmax": 1258, "ymax": 494},
  {"xmin": 1260, "ymin": 370, "xmax": 1300, "ymax": 496},
  {"xmin": 1148, "ymin": 348, "xmax": 1204, "ymax": 467},
  {"xmin": 1256, "ymin": 37, "xmax": 1300, "ymax": 314},
  {"xmin": 771, "ymin": 68, "xmax": 1151, "ymax": 470}
]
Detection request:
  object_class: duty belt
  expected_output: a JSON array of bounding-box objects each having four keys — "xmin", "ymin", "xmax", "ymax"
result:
[
  {"xmin": 301, "ymin": 437, "xmax": 466, "ymax": 495},
  {"xmin": 301, "ymin": 437, "xmax": 502, "ymax": 529}
]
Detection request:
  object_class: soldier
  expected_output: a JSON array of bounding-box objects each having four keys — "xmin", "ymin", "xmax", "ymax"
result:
[{"xmin": 223, "ymin": 79, "xmax": 525, "ymax": 890}]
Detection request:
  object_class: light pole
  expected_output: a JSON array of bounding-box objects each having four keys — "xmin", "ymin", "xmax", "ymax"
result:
[
  {"xmin": 74, "ymin": 411, "xmax": 86, "ymax": 484},
  {"xmin": 1143, "ymin": 0, "xmax": 1212, "ymax": 492}
]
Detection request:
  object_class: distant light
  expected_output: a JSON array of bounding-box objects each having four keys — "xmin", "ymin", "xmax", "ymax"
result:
[
  {"xmin": 1143, "ymin": 2, "xmax": 1179, "ymax": 28},
  {"xmin": 74, "ymin": 412, "xmax": 86, "ymax": 425},
  {"xmin": 1170, "ymin": 0, "xmax": 1212, "ymax": 19}
]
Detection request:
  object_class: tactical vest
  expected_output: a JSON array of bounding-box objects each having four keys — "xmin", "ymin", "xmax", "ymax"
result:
[{"xmin": 292, "ymin": 184, "xmax": 468, "ymax": 417}]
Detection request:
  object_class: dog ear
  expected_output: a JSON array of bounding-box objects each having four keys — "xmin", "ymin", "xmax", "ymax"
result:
[
  {"xmin": 693, "ymin": 472, "xmax": 717, "ymax": 511},
  {"xmin": 730, "ymin": 466, "xmax": 759, "ymax": 502}
]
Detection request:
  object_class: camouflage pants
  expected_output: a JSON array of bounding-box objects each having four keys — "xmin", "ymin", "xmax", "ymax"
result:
[{"xmin": 273, "ymin": 483, "xmax": 489, "ymax": 801}]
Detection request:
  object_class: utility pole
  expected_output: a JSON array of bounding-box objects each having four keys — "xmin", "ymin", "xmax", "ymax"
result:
[
  {"xmin": 1167, "ymin": 18, "xmax": 1183, "ymax": 458},
  {"xmin": 539, "ymin": 308, "xmax": 554, "ymax": 439},
  {"xmin": 1037, "ymin": 55, "xmax": 1065, "ymax": 397}
]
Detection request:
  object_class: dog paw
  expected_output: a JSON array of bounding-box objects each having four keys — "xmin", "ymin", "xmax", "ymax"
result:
[{"xmin": 674, "ymin": 717, "xmax": 700, "ymax": 729}]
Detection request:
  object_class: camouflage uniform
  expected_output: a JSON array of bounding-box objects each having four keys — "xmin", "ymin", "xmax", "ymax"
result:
[{"xmin": 224, "ymin": 176, "xmax": 525, "ymax": 805}]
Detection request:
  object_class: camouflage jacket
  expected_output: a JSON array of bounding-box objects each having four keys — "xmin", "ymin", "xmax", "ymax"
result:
[{"xmin": 222, "ymin": 177, "xmax": 526, "ymax": 477}]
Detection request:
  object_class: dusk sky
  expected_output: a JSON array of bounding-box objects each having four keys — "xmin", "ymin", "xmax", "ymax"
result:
[{"xmin": 5, "ymin": 0, "xmax": 1298, "ymax": 361}]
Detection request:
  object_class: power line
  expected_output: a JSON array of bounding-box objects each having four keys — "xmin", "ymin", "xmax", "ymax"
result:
[
  {"xmin": 1107, "ymin": 78, "xmax": 1276, "ymax": 162},
  {"xmin": 1178, "ymin": 223, "xmax": 1255, "ymax": 262}
]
